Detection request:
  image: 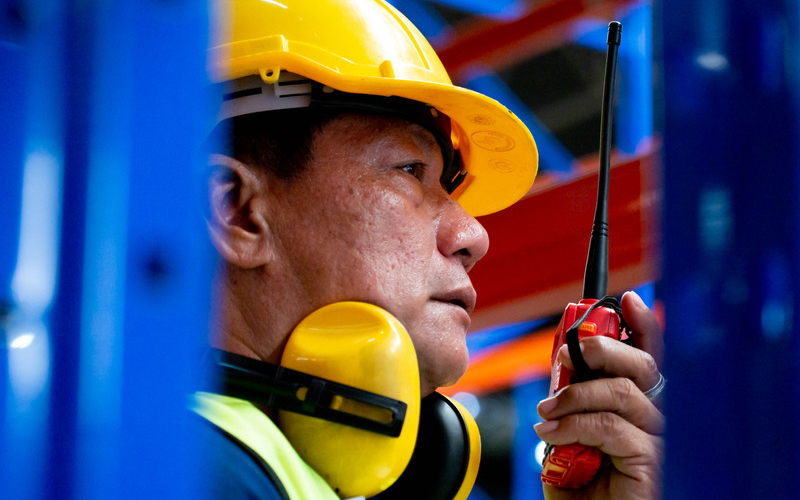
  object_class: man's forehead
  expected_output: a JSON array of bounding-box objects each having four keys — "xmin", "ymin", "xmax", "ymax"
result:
[{"xmin": 323, "ymin": 112, "xmax": 441, "ymax": 153}]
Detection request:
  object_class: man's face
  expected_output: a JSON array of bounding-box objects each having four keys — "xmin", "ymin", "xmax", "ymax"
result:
[{"xmin": 267, "ymin": 113, "xmax": 489, "ymax": 395}]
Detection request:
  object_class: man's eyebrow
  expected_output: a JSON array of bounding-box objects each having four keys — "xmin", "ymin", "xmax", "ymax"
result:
[{"xmin": 408, "ymin": 124, "xmax": 441, "ymax": 156}]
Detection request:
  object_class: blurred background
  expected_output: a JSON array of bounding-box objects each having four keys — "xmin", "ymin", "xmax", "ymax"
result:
[{"xmin": 2, "ymin": 0, "xmax": 799, "ymax": 498}]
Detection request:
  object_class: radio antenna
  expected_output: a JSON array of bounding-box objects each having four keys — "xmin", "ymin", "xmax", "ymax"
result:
[{"xmin": 583, "ymin": 21, "xmax": 622, "ymax": 300}]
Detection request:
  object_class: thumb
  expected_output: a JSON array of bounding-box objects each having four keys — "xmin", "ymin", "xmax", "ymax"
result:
[{"xmin": 621, "ymin": 291, "xmax": 664, "ymax": 368}]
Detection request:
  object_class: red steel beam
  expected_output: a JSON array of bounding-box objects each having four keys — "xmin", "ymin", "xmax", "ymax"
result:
[
  {"xmin": 435, "ymin": 0, "xmax": 640, "ymax": 76},
  {"xmin": 469, "ymin": 147, "xmax": 661, "ymax": 331}
]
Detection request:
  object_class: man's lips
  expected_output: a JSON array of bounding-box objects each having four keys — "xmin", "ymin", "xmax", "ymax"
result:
[{"xmin": 431, "ymin": 286, "xmax": 477, "ymax": 315}]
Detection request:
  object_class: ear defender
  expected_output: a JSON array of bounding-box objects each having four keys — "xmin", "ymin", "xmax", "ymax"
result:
[
  {"xmin": 278, "ymin": 302, "xmax": 421, "ymax": 498},
  {"xmin": 208, "ymin": 301, "xmax": 481, "ymax": 499},
  {"xmin": 379, "ymin": 392, "xmax": 481, "ymax": 500}
]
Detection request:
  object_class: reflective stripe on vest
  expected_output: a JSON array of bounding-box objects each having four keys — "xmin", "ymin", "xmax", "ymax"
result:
[{"xmin": 191, "ymin": 392, "xmax": 341, "ymax": 500}]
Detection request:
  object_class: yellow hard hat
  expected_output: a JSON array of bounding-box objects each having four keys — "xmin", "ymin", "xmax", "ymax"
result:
[
  {"xmin": 209, "ymin": 0, "xmax": 538, "ymax": 217},
  {"xmin": 279, "ymin": 302, "xmax": 421, "ymax": 498}
]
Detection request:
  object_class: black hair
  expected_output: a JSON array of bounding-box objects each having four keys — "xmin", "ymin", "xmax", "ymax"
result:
[
  {"xmin": 208, "ymin": 108, "xmax": 340, "ymax": 180},
  {"xmin": 207, "ymin": 100, "xmax": 464, "ymax": 193}
]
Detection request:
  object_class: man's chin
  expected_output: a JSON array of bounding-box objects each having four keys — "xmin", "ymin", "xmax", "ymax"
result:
[
  {"xmin": 419, "ymin": 352, "xmax": 469, "ymax": 397},
  {"xmin": 412, "ymin": 309, "xmax": 471, "ymax": 396}
]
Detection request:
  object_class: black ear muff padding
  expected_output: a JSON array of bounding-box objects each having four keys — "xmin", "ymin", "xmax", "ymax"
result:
[{"xmin": 377, "ymin": 392, "xmax": 471, "ymax": 500}]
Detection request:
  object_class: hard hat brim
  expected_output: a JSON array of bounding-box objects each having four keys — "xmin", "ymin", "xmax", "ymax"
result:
[{"xmin": 211, "ymin": 55, "xmax": 538, "ymax": 217}]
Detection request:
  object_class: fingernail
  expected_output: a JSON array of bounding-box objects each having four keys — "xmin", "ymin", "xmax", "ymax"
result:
[
  {"xmin": 557, "ymin": 344, "xmax": 574, "ymax": 369},
  {"xmin": 625, "ymin": 290, "xmax": 646, "ymax": 309},
  {"xmin": 534, "ymin": 420, "xmax": 559, "ymax": 434},
  {"xmin": 537, "ymin": 396, "xmax": 558, "ymax": 415}
]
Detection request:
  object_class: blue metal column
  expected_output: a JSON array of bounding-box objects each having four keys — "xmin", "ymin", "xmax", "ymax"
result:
[
  {"xmin": 574, "ymin": 2, "xmax": 654, "ymax": 155},
  {"xmin": 67, "ymin": 2, "xmax": 215, "ymax": 499},
  {"xmin": 616, "ymin": 2, "xmax": 654, "ymax": 154},
  {"xmin": 2, "ymin": 3, "xmax": 67, "ymax": 499},
  {"xmin": 511, "ymin": 379, "xmax": 548, "ymax": 500},
  {"xmin": 659, "ymin": 0, "xmax": 800, "ymax": 497},
  {"xmin": 2, "ymin": 1, "xmax": 215, "ymax": 499}
]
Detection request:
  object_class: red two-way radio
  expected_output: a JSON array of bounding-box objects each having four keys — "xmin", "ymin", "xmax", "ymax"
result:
[{"xmin": 540, "ymin": 21, "xmax": 624, "ymax": 489}]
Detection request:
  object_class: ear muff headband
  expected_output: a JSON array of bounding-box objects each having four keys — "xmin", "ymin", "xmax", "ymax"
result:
[{"xmin": 207, "ymin": 349, "xmax": 407, "ymax": 436}]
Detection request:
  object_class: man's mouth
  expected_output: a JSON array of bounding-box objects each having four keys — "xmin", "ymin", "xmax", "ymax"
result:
[{"xmin": 431, "ymin": 287, "xmax": 477, "ymax": 315}]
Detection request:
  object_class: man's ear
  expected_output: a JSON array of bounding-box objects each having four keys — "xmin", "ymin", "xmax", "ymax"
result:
[{"xmin": 207, "ymin": 154, "xmax": 274, "ymax": 268}]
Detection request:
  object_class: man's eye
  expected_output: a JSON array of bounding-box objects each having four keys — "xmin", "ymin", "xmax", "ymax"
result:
[{"xmin": 398, "ymin": 162, "xmax": 426, "ymax": 181}]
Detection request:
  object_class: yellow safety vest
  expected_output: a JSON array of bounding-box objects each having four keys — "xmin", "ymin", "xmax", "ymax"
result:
[{"xmin": 190, "ymin": 392, "xmax": 342, "ymax": 500}]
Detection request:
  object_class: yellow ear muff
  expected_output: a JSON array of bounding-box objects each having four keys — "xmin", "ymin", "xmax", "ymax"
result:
[
  {"xmin": 379, "ymin": 392, "xmax": 481, "ymax": 500},
  {"xmin": 278, "ymin": 302, "xmax": 421, "ymax": 499},
  {"xmin": 449, "ymin": 397, "xmax": 482, "ymax": 500}
]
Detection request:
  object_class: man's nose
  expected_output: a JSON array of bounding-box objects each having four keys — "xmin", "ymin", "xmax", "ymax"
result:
[{"xmin": 437, "ymin": 198, "xmax": 490, "ymax": 272}]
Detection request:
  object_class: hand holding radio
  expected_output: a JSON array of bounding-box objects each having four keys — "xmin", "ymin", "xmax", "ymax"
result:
[
  {"xmin": 535, "ymin": 21, "xmax": 665, "ymax": 499},
  {"xmin": 535, "ymin": 291, "xmax": 664, "ymax": 500}
]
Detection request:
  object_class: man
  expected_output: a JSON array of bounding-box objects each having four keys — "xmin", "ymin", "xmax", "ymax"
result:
[{"xmin": 193, "ymin": 1, "xmax": 665, "ymax": 499}]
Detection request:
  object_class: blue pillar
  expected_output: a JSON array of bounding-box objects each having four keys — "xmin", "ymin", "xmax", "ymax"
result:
[
  {"xmin": 574, "ymin": 3, "xmax": 654, "ymax": 155},
  {"xmin": 510, "ymin": 379, "xmax": 549, "ymax": 500},
  {"xmin": 659, "ymin": 0, "xmax": 800, "ymax": 497},
  {"xmin": 2, "ymin": 1, "xmax": 215, "ymax": 499},
  {"xmin": 616, "ymin": 3, "xmax": 654, "ymax": 154},
  {"xmin": 2, "ymin": 3, "xmax": 66, "ymax": 499}
]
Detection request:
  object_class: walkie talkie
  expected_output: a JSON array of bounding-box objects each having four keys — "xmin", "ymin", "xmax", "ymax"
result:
[{"xmin": 540, "ymin": 21, "xmax": 624, "ymax": 489}]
